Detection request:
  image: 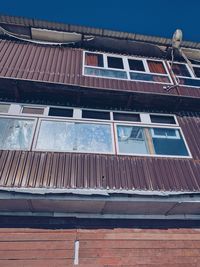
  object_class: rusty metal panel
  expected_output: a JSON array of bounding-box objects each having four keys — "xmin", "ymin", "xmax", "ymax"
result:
[
  {"xmin": 0, "ymin": 39, "xmax": 200, "ymax": 98},
  {"xmin": 0, "ymin": 40, "xmax": 82, "ymax": 86},
  {"xmin": 0, "ymin": 150, "xmax": 200, "ymax": 192}
]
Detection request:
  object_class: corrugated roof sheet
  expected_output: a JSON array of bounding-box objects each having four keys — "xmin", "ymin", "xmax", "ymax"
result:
[{"xmin": 0, "ymin": 14, "xmax": 200, "ymax": 49}]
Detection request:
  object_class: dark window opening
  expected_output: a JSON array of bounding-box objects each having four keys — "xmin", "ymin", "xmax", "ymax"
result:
[
  {"xmin": 172, "ymin": 63, "xmax": 191, "ymax": 77},
  {"xmin": 113, "ymin": 112, "xmax": 141, "ymax": 122},
  {"xmin": 128, "ymin": 59, "xmax": 145, "ymax": 72},
  {"xmin": 107, "ymin": 56, "xmax": 124, "ymax": 69},
  {"xmin": 82, "ymin": 110, "xmax": 110, "ymax": 120},
  {"xmin": 48, "ymin": 108, "xmax": 73, "ymax": 117},
  {"xmin": 193, "ymin": 67, "xmax": 200, "ymax": 78},
  {"xmin": 85, "ymin": 53, "xmax": 104, "ymax": 67},
  {"xmin": 150, "ymin": 115, "xmax": 176, "ymax": 124}
]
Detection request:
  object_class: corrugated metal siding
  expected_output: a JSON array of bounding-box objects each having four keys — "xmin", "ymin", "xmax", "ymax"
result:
[
  {"xmin": 0, "ymin": 39, "xmax": 200, "ymax": 98},
  {"xmin": 0, "ymin": 228, "xmax": 200, "ymax": 266},
  {"xmin": 0, "ymin": 40, "xmax": 82, "ymax": 85},
  {"xmin": 0, "ymin": 150, "xmax": 200, "ymax": 191},
  {"xmin": 0, "ymin": 113, "xmax": 199, "ymax": 192}
]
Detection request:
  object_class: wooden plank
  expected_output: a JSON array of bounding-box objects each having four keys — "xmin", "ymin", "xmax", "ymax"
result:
[
  {"xmin": 77, "ymin": 232, "xmax": 200, "ymax": 240},
  {"xmin": 0, "ymin": 249, "xmax": 74, "ymax": 260},
  {"xmin": 79, "ymin": 248, "xmax": 200, "ymax": 258},
  {"xmin": 80, "ymin": 239, "xmax": 200, "ymax": 249},
  {"xmin": 0, "ymin": 259, "xmax": 73, "ymax": 267},
  {"xmin": 0, "ymin": 241, "xmax": 73, "ymax": 250},
  {"xmin": 0, "ymin": 232, "xmax": 76, "ymax": 241}
]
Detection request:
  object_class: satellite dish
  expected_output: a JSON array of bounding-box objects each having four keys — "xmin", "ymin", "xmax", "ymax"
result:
[
  {"xmin": 172, "ymin": 29, "xmax": 183, "ymax": 49},
  {"xmin": 164, "ymin": 29, "xmax": 195, "ymax": 91}
]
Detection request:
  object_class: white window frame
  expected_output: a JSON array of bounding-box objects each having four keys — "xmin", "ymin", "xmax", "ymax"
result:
[
  {"xmin": 83, "ymin": 51, "xmax": 173, "ymax": 85},
  {"xmin": 167, "ymin": 61, "xmax": 200, "ymax": 88},
  {"xmin": 150, "ymin": 128, "xmax": 180, "ymax": 139},
  {"xmin": 114, "ymin": 123, "xmax": 192, "ymax": 158},
  {"xmin": 33, "ymin": 118, "xmax": 115, "ymax": 155},
  {"xmin": 0, "ymin": 103, "xmax": 192, "ymax": 159}
]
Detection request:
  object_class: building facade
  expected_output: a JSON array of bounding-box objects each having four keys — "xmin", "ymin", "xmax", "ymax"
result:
[{"xmin": 0, "ymin": 15, "xmax": 200, "ymax": 266}]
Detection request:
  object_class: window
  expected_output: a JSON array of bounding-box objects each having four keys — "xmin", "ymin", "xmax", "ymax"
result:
[
  {"xmin": 82, "ymin": 110, "xmax": 110, "ymax": 120},
  {"xmin": 0, "ymin": 117, "xmax": 35, "ymax": 150},
  {"xmin": 150, "ymin": 115, "xmax": 176, "ymax": 124},
  {"xmin": 169, "ymin": 62, "xmax": 200, "ymax": 87},
  {"xmin": 36, "ymin": 120, "xmax": 113, "ymax": 153},
  {"xmin": 85, "ymin": 52, "xmax": 103, "ymax": 67},
  {"xmin": 128, "ymin": 59, "xmax": 145, "ymax": 72},
  {"xmin": 0, "ymin": 103, "xmax": 191, "ymax": 158},
  {"xmin": 48, "ymin": 107, "xmax": 73, "ymax": 117},
  {"xmin": 22, "ymin": 107, "xmax": 45, "ymax": 115},
  {"xmin": 113, "ymin": 112, "xmax": 140, "ymax": 122},
  {"xmin": 0, "ymin": 104, "xmax": 10, "ymax": 113},
  {"xmin": 84, "ymin": 51, "xmax": 171, "ymax": 84},
  {"xmin": 116, "ymin": 125, "xmax": 189, "ymax": 157},
  {"xmin": 107, "ymin": 56, "xmax": 124, "ymax": 69}
]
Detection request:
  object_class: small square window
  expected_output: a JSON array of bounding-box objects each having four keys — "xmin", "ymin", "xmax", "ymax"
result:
[
  {"xmin": 0, "ymin": 104, "xmax": 10, "ymax": 113},
  {"xmin": 82, "ymin": 110, "xmax": 110, "ymax": 120},
  {"xmin": 107, "ymin": 57, "xmax": 124, "ymax": 69},
  {"xmin": 128, "ymin": 59, "xmax": 145, "ymax": 72},
  {"xmin": 150, "ymin": 115, "xmax": 176, "ymax": 124},
  {"xmin": 48, "ymin": 107, "xmax": 73, "ymax": 117},
  {"xmin": 22, "ymin": 107, "xmax": 45, "ymax": 115},
  {"xmin": 85, "ymin": 53, "xmax": 104, "ymax": 67},
  {"xmin": 113, "ymin": 112, "xmax": 141, "ymax": 122}
]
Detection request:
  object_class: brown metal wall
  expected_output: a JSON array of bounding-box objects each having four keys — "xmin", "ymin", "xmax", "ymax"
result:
[
  {"xmin": 0, "ymin": 39, "xmax": 200, "ymax": 98},
  {"xmin": 0, "ymin": 112, "xmax": 199, "ymax": 191},
  {"xmin": 0, "ymin": 150, "xmax": 200, "ymax": 191}
]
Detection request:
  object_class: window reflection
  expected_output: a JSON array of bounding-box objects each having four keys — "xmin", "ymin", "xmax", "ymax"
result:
[
  {"xmin": 0, "ymin": 118, "xmax": 34, "ymax": 150},
  {"xmin": 117, "ymin": 125, "xmax": 189, "ymax": 157},
  {"xmin": 117, "ymin": 125, "xmax": 149, "ymax": 154},
  {"xmin": 36, "ymin": 120, "xmax": 113, "ymax": 153}
]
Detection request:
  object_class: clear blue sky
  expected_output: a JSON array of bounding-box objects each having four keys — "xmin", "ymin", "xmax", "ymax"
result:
[{"xmin": 1, "ymin": 0, "xmax": 199, "ymax": 42}]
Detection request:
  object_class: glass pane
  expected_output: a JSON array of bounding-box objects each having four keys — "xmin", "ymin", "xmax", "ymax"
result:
[
  {"xmin": 0, "ymin": 104, "xmax": 10, "ymax": 113},
  {"xmin": 172, "ymin": 63, "xmax": 191, "ymax": 77},
  {"xmin": 147, "ymin": 60, "xmax": 167, "ymax": 74},
  {"xmin": 113, "ymin": 112, "xmax": 140, "ymax": 122},
  {"xmin": 85, "ymin": 67, "xmax": 127, "ymax": 79},
  {"xmin": 193, "ymin": 67, "xmax": 200, "ymax": 78},
  {"xmin": 76, "ymin": 123, "xmax": 112, "ymax": 152},
  {"xmin": 150, "ymin": 115, "xmax": 176, "ymax": 124},
  {"xmin": 36, "ymin": 121, "xmax": 75, "ymax": 151},
  {"xmin": 22, "ymin": 107, "xmax": 44, "ymax": 115},
  {"xmin": 150, "ymin": 128, "xmax": 189, "ymax": 156},
  {"xmin": 85, "ymin": 53, "xmax": 104, "ymax": 67},
  {"xmin": 48, "ymin": 107, "xmax": 73, "ymax": 117},
  {"xmin": 82, "ymin": 110, "xmax": 110, "ymax": 120},
  {"xmin": 117, "ymin": 125, "xmax": 149, "ymax": 154},
  {"xmin": 36, "ymin": 120, "xmax": 113, "ymax": 153},
  {"xmin": 130, "ymin": 72, "xmax": 170, "ymax": 83},
  {"xmin": 0, "ymin": 118, "xmax": 34, "ymax": 150},
  {"xmin": 179, "ymin": 78, "xmax": 200, "ymax": 87},
  {"xmin": 128, "ymin": 59, "xmax": 145, "ymax": 71},
  {"xmin": 107, "ymin": 57, "xmax": 124, "ymax": 69}
]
